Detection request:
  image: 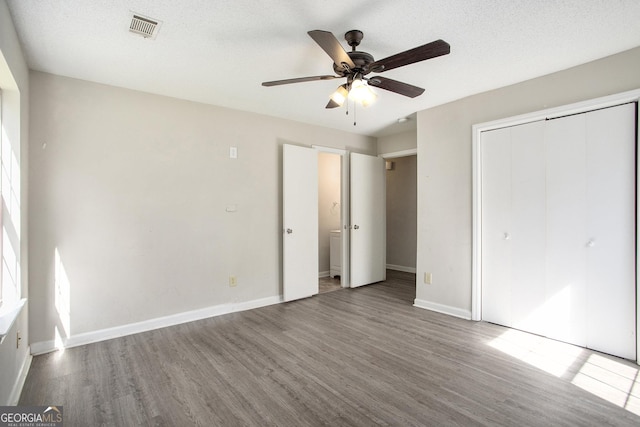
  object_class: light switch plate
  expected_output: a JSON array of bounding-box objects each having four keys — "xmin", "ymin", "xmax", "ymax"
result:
[{"xmin": 229, "ymin": 146, "xmax": 238, "ymax": 159}]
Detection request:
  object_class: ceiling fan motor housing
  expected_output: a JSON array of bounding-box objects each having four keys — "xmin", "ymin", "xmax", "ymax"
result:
[
  {"xmin": 332, "ymin": 30, "xmax": 376, "ymax": 77},
  {"xmin": 333, "ymin": 50, "xmax": 375, "ymax": 76}
]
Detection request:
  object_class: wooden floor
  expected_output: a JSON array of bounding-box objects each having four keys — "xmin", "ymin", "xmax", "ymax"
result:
[
  {"xmin": 318, "ymin": 275, "xmax": 342, "ymax": 294},
  {"xmin": 20, "ymin": 271, "xmax": 640, "ymax": 426}
]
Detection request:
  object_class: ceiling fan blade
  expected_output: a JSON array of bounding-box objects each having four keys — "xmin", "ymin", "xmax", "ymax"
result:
[
  {"xmin": 368, "ymin": 39, "xmax": 450, "ymax": 73},
  {"xmin": 308, "ymin": 30, "xmax": 356, "ymax": 71},
  {"xmin": 367, "ymin": 76, "xmax": 425, "ymax": 98},
  {"xmin": 262, "ymin": 75, "xmax": 341, "ymax": 87}
]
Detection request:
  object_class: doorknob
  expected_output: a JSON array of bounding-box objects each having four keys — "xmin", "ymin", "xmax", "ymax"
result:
[
  {"xmin": 354, "ymin": 225, "xmax": 360, "ymax": 230},
  {"xmin": 286, "ymin": 228, "xmax": 293, "ymax": 234},
  {"xmin": 586, "ymin": 239, "xmax": 595, "ymax": 247},
  {"xmin": 503, "ymin": 233, "xmax": 511, "ymax": 241}
]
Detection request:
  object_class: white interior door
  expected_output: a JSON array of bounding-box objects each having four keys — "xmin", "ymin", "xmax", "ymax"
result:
[
  {"xmin": 481, "ymin": 122, "xmax": 547, "ymax": 333},
  {"xmin": 481, "ymin": 126, "xmax": 512, "ymax": 327},
  {"xmin": 283, "ymin": 144, "xmax": 318, "ymax": 301},
  {"xmin": 350, "ymin": 153, "xmax": 386, "ymax": 288},
  {"xmin": 545, "ymin": 114, "xmax": 589, "ymax": 347},
  {"xmin": 480, "ymin": 103, "xmax": 636, "ymax": 360},
  {"xmin": 510, "ymin": 121, "xmax": 547, "ymax": 336},
  {"xmin": 585, "ymin": 103, "xmax": 636, "ymax": 359}
]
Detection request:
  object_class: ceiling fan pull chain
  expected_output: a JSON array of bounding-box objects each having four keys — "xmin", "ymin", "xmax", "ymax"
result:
[{"xmin": 353, "ymin": 101, "xmax": 357, "ymax": 126}]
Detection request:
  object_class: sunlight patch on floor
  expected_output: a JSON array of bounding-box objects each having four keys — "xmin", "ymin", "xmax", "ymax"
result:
[
  {"xmin": 571, "ymin": 353, "xmax": 640, "ymax": 416},
  {"xmin": 489, "ymin": 328, "xmax": 583, "ymax": 377},
  {"xmin": 490, "ymin": 327, "xmax": 640, "ymax": 417}
]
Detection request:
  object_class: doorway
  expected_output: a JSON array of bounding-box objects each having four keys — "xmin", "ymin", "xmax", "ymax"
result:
[
  {"xmin": 384, "ymin": 154, "xmax": 417, "ymax": 275},
  {"xmin": 283, "ymin": 145, "xmax": 386, "ymax": 301},
  {"xmin": 318, "ymin": 151, "xmax": 343, "ymax": 293}
]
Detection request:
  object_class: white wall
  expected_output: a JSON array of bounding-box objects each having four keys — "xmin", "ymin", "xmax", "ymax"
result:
[
  {"xmin": 318, "ymin": 152, "xmax": 341, "ymax": 275},
  {"xmin": 416, "ymin": 46, "xmax": 640, "ymax": 318},
  {"xmin": 28, "ymin": 71, "xmax": 375, "ymax": 351},
  {"xmin": 0, "ymin": 0, "xmax": 30, "ymax": 405}
]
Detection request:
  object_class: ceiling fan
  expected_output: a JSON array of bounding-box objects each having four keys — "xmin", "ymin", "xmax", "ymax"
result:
[{"xmin": 262, "ymin": 29, "xmax": 450, "ymax": 111}]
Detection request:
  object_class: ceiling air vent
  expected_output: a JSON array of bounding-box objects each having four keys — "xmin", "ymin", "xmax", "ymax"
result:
[{"xmin": 129, "ymin": 14, "xmax": 161, "ymax": 39}]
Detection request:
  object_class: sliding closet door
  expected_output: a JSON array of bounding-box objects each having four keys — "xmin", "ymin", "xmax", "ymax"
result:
[
  {"xmin": 481, "ymin": 127, "xmax": 512, "ymax": 326},
  {"xmin": 585, "ymin": 104, "xmax": 636, "ymax": 360},
  {"xmin": 545, "ymin": 114, "xmax": 589, "ymax": 347},
  {"xmin": 481, "ymin": 102, "xmax": 636, "ymax": 359},
  {"xmin": 510, "ymin": 121, "xmax": 547, "ymax": 336},
  {"xmin": 481, "ymin": 122, "xmax": 547, "ymax": 332}
]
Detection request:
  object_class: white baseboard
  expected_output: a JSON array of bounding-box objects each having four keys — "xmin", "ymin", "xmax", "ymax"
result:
[
  {"xmin": 318, "ymin": 271, "xmax": 330, "ymax": 278},
  {"xmin": 386, "ymin": 264, "xmax": 416, "ymax": 273},
  {"xmin": 413, "ymin": 298, "xmax": 471, "ymax": 320},
  {"xmin": 30, "ymin": 341, "xmax": 54, "ymax": 356},
  {"xmin": 8, "ymin": 350, "xmax": 32, "ymax": 405},
  {"xmin": 31, "ymin": 295, "xmax": 283, "ymax": 355}
]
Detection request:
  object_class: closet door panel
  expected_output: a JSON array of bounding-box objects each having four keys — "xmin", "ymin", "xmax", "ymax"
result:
[
  {"xmin": 510, "ymin": 121, "xmax": 547, "ymax": 336},
  {"xmin": 585, "ymin": 104, "xmax": 636, "ymax": 359},
  {"xmin": 545, "ymin": 115, "xmax": 588, "ymax": 347},
  {"xmin": 481, "ymin": 127, "xmax": 512, "ymax": 326}
]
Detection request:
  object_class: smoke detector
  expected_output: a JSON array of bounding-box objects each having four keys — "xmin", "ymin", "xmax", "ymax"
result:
[{"xmin": 129, "ymin": 13, "xmax": 161, "ymax": 39}]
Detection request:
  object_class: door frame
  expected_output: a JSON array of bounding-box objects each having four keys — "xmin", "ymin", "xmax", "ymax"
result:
[
  {"xmin": 313, "ymin": 145, "xmax": 350, "ymax": 287},
  {"xmin": 380, "ymin": 148, "xmax": 418, "ymax": 159},
  {"xmin": 471, "ymin": 88, "xmax": 640, "ymax": 363}
]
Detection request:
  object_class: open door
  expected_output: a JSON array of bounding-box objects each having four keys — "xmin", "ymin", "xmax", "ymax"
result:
[
  {"xmin": 350, "ymin": 153, "xmax": 386, "ymax": 287},
  {"xmin": 283, "ymin": 144, "xmax": 318, "ymax": 301}
]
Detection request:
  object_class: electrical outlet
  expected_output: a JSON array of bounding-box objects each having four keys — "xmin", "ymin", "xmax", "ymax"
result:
[
  {"xmin": 424, "ymin": 272, "xmax": 432, "ymax": 285},
  {"xmin": 229, "ymin": 276, "xmax": 237, "ymax": 287}
]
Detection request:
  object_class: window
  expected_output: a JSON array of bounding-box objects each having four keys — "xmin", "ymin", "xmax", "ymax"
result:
[
  {"xmin": 0, "ymin": 87, "xmax": 21, "ymax": 308},
  {"xmin": 0, "ymin": 86, "xmax": 25, "ymax": 340}
]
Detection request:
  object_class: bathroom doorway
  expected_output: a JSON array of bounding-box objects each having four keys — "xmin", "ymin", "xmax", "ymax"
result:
[{"xmin": 318, "ymin": 151, "xmax": 343, "ymax": 293}]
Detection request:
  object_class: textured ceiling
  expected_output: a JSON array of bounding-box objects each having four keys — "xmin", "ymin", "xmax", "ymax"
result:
[{"xmin": 7, "ymin": 0, "xmax": 640, "ymax": 137}]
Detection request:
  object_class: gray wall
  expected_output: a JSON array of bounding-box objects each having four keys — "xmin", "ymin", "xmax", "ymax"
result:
[
  {"xmin": 386, "ymin": 155, "xmax": 417, "ymax": 270},
  {"xmin": 28, "ymin": 71, "xmax": 375, "ymax": 350},
  {"xmin": 416, "ymin": 46, "xmax": 640, "ymax": 316},
  {"xmin": 318, "ymin": 152, "xmax": 341, "ymax": 275},
  {"xmin": 0, "ymin": 0, "xmax": 30, "ymax": 405},
  {"xmin": 378, "ymin": 130, "xmax": 417, "ymax": 154}
]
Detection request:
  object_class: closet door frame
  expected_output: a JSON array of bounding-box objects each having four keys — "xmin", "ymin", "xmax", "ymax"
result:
[{"xmin": 471, "ymin": 88, "xmax": 640, "ymax": 363}]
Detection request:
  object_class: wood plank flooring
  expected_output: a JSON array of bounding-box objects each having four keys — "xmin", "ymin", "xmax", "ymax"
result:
[
  {"xmin": 318, "ymin": 275, "xmax": 342, "ymax": 294},
  {"xmin": 20, "ymin": 271, "xmax": 640, "ymax": 426}
]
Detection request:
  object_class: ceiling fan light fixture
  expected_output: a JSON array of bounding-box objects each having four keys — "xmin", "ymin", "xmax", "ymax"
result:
[
  {"xmin": 349, "ymin": 78, "xmax": 377, "ymax": 107},
  {"xmin": 330, "ymin": 84, "xmax": 349, "ymax": 106},
  {"xmin": 348, "ymin": 77, "xmax": 365, "ymax": 100},
  {"xmin": 360, "ymin": 89, "xmax": 377, "ymax": 108}
]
